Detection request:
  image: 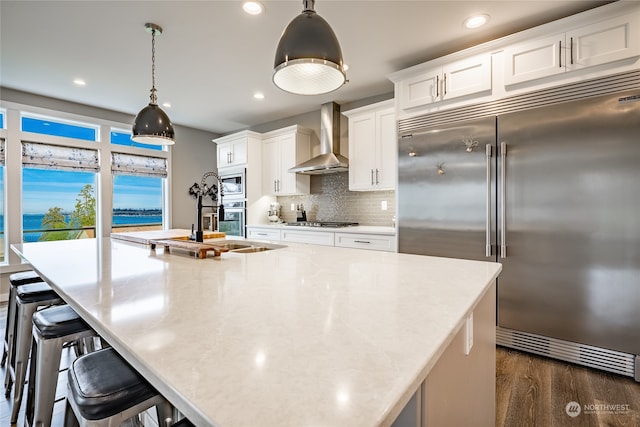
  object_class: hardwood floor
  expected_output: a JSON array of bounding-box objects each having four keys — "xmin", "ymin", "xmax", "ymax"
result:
[
  {"xmin": 496, "ymin": 346, "xmax": 640, "ymax": 427},
  {"xmin": 1, "ymin": 301, "xmax": 639, "ymax": 426}
]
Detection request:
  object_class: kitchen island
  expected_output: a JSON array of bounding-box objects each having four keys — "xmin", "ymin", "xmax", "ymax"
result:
[{"xmin": 12, "ymin": 237, "xmax": 501, "ymax": 427}]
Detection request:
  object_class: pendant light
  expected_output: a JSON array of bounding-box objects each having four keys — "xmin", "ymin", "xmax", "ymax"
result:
[
  {"xmin": 132, "ymin": 23, "xmax": 175, "ymax": 145},
  {"xmin": 273, "ymin": 0, "xmax": 346, "ymax": 95}
]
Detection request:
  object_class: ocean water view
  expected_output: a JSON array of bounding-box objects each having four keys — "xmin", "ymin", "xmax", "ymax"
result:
[{"xmin": 0, "ymin": 213, "xmax": 162, "ymax": 242}]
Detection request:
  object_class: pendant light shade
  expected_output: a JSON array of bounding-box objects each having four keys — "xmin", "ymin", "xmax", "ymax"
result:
[
  {"xmin": 273, "ymin": 0, "xmax": 346, "ymax": 95},
  {"xmin": 132, "ymin": 23, "xmax": 175, "ymax": 146}
]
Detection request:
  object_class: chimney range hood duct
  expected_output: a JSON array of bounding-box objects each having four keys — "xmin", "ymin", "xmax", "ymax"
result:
[{"xmin": 289, "ymin": 101, "xmax": 348, "ymax": 175}]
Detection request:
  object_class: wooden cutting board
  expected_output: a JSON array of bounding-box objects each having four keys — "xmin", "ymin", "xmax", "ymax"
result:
[
  {"xmin": 111, "ymin": 229, "xmax": 226, "ymax": 245},
  {"xmin": 149, "ymin": 239, "xmax": 230, "ymax": 259}
]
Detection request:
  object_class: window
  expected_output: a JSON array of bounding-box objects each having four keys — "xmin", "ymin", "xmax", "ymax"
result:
[
  {"xmin": 111, "ymin": 152, "xmax": 166, "ymax": 233},
  {"xmin": 0, "ymin": 110, "xmax": 5, "ymax": 129},
  {"xmin": 22, "ymin": 168, "xmax": 97, "ymax": 242},
  {"xmin": 111, "ymin": 129, "xmax": 162, "ymax": 151},
  {"xmin": 112, "ymin": 175, "xmax": 163, "ymax": 232},
  {"xmin": 22, "ymin": 114, "xmax": 98, "ymax": 141}
]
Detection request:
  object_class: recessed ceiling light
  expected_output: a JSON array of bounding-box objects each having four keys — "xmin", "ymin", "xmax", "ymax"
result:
[
  {"xmin": 253, "ymin": 92, "xmax": 265, "ymax": 100},
  {"xmin": 73, "ymin": 79, "xmax": 86, "ymax": 86},
  {"xmin": 464, "ymin": 14, "xmax": 490, "ymax": 29},
  {"xmin": 343, "ymin": 64, "xmax": 350, "ymax": 72},
  {"xmin": 242, "ymin": 1, "xmax": 264, "ymax": 15},
  {"xmin": 162, "ymin": 102, "xmax": 172, "ymax": 108}
]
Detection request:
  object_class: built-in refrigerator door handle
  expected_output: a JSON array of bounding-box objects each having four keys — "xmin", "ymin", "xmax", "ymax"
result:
[
  {"xmin": 486, "ymin": 144, "xmax": 492, "ymax": 257},
  {"xmin": 500, "ymin": 141, "xmax": 507, "ymax": 258}
]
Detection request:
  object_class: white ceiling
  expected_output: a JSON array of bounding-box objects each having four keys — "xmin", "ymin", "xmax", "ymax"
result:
[{"xmin": 0, "ymin": 0, "xmax": 611, "ymax": 135}]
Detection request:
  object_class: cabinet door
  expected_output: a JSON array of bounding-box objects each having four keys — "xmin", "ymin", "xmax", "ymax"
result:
[
  {"xmin": 442, "ymin": 54, "xmax": 492, "ymax": 99},
  {"xmin": 568, "ymin": 14, "xmax": 640, "ymax": 70},
  {"xmin": 349, "ymin": 113, "xmax": 377, "ymax": 190},
  {"xmin": 375, "ymin": 108, "xmax": 397, "ymax": 190},
  {"xmin": 277, "ymin": 134, "xmax": 299, "ymax": 195},
  {"xmin": 503, "ymin": 33, "xmax": 565, "ymax": 85},
  {"xmin": 217, "ymin": 142, "xmax": 232, "ymax": 168},
  {"xmin": 262, "ymin": 136, "xmax": 280, "ymax": 195},
  {"xmin": 230, "ymin": 139, "xmax": 247, "ymax": 166},
  {"xmin": 399, "ymin": 68, "xmax": 440, "ymax": 110}
]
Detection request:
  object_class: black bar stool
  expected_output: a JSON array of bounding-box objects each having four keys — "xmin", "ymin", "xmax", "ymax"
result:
[
  {"xmin": 63, "ymin": 347, "xmax": 174, "ymax": 427},
  {"xmin": 1, "ymin": 270, "xmax": 44, "ymax": 368},
  {"xmin": 24, "ymin": 304, "xmax": 97, "ymax": 427},
  {"xmin": 5, "ymin": 282, "xmax": 63, "ymax": 424}
]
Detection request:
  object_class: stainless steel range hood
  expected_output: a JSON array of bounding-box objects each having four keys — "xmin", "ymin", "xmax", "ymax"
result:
[{"xmin": 289, "ymin": 102, "xmax": 348, "ymax": 175}]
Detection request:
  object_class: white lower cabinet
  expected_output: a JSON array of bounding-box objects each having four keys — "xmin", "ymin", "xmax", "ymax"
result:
[
  {"xmin": 247, "ymin": 227, "xmax": 396, "ymax": 251},
  {"xmin": 391, "ymin": 282, "xmax": 496, "ymax": 427},
  {"xmin": 334, "ymin": 232, "xmax": 396, "ymax": 252},
  {"xmin": 280, "ymin": 229, "xmax": 335, "ymax": 246},
  {"xmin": 247, "ymin": 227, "xmax": 281, "ymax": 241}
]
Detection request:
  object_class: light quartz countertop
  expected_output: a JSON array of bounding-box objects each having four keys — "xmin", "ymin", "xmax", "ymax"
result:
[
  {"xmin": 12, "ymin": 237, "xmax": 500, "ymax": 427},
  {"xmin": 248, "ymin": 223, "xmax": 396, "ymax": 235}
]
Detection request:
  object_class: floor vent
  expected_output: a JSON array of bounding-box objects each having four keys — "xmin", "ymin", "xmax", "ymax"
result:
[{"xmin": 496, "ymin": 327, "xmax": 637, "ymax": 380}]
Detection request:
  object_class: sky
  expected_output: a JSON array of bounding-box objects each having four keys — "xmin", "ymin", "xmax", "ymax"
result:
[{"xmin": 21, "ymin": 168, "xmax": 161, "ymax": 214}]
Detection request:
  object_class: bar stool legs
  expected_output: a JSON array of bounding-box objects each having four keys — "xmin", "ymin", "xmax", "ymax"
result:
[
  {"xmin": 1, "ymin": 271, "xmax": 44, "ymax": 368},
  {"xmin": 6, "ymin": 283, "xmax": 62, "ymax": 424},
  {"xmin": 24, "ymin": 305, "xmax": 97, "ymax": 427}
]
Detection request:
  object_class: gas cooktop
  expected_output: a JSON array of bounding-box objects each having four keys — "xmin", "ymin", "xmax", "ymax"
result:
[{"xmin": 286, "ymin": 221, "xmax": 359, "ymax": 228}]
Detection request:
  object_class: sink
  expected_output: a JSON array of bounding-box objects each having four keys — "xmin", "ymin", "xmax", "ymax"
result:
[
  {"xmin": 231, "ymin": 246, "xmax": 270, "ymax": 253},
  {"xmin": 204, "ymin": 239, "xmax": 286, "ymax": 253}
]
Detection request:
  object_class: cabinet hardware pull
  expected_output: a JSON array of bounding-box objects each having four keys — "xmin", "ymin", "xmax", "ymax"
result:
[
  {"xmin": 443, "ymin": 73, "xmax": 447, "ymax": 96},
  {"xmin": 500, "ymin": 141, "xmax": 507, "ymax": 259},
  {"xmin": 559, "ymin": 40, "xmax": 562, "ymax": 68},
  {"xmin": 570, "ymin": 37, "xmax": 574, "ymax": 65},
  {"xmin": 485, "ymin": 144, "xmax": 492, "ymax": 258},
  {"xmin": 375, "ymin": 168, "xmax": 379, "ymax": 185},
  {"xmin": 257, "ymin": 233, "xmax": 267, "ymax": 236},
  {"xmin": 354, "ymin": 240, "xmax": 371, "ymax": 244},
  {"xmin": 274, "ymin": 180, "xmax": 277, "ymax": 193},
  {"xmin": 371, "ymin": 169, "xmax": 374, "ymax": 186},
  {"xmin": 436, "ymin": 75, "xmax": 439, "ymax": 97}
]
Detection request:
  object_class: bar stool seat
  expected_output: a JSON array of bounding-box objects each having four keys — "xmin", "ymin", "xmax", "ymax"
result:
[
  {"xmin": 24, "ymin": 305, "xmax": 97, "ymax": 427},
  {"xmin": 64, "ymin": 347, "xmax": 173, "ymax": 427},
  {"xmin": 1, "ymin": 271, "xmax": 44, "ymax": 368},
  {"xmin": 5, "ymin": 282, "xmax": 63, "ymax": 424}
]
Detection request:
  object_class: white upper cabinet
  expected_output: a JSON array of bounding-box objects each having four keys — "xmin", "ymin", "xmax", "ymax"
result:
[
  {"xmin": 398, "ymin": 54, "xmax": 492, "ymax": 111},
  {"xmin": 389, "ymin": 2, "xmax": 640, "ymax": 121},
  {"xmin": 504, "ymin": 14, "xmax": 640, "ymax": 86},
  {"xmin": 214, "ymin": 131, "xmax": 260, "ymax": 169},
  {"xmin": 344, "ymin": 100, "xmax": 396, "ymax": 191},
  {"xmin": 262, "ymin": 125, "xmax": 312, "ymax": 196}
]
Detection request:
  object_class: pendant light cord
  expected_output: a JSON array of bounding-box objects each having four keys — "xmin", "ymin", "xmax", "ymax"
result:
[{"xmin": 150, "ymin": 28, "xmax": 158, "ymax": 105}]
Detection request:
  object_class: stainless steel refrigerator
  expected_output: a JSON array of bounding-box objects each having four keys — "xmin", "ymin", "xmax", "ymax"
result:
[{"xmin": 397, "ymin": 71, "xmax": 640, "ymax": 381}]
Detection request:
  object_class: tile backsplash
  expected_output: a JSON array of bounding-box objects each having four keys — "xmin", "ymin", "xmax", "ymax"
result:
[{"xmin": 277, "ymin": 172, "xmax": 395, "ymax": 227}]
